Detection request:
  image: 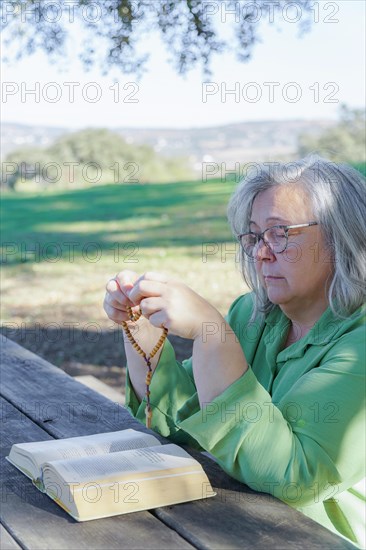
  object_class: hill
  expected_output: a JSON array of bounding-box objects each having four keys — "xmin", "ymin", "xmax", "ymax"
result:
[{"xmin": 2, "ymin": 119, "xmax": 336, "ymax": 168}]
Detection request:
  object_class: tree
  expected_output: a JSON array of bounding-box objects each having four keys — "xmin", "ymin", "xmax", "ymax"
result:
[
  {"xmin": 298, "ymin": 104, "xmax": 366, "ymax": 163},
  {"xmin": 1, "ymin": 128, "xmax": 194, "ymax": 189},
  {"xmin": 1, "ymin": 0, "xmax": 315, "ymax": 76}
]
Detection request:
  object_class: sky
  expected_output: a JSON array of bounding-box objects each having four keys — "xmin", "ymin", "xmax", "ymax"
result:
[{"xmin": 1, "ymin": 0, "xmax": 365, "ymax": 129}]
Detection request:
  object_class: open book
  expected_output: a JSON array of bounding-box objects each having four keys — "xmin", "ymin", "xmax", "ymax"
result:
[{"xmin": 7, "ymin": 428, "xmax": 216, "ymax": 521}]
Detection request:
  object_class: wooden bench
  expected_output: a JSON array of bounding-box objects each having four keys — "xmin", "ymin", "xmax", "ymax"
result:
[{"xmin": 0, "ymin": 337, "xmax": 354, "ymax": 549}]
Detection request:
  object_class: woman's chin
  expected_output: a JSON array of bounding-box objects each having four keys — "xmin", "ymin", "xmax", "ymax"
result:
[{"xmin": 266, "ymin": 288, "xmax": 287, "ymax": 305}]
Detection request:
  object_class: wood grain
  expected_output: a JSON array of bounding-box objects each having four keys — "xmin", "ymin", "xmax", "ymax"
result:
[{"xmin": 0, "ymin": 337, "xmax": 354, "ymax": 549}]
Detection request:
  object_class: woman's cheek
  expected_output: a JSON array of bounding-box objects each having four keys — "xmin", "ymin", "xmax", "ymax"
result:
[
  {"xmin": 281, "ymin": 242, "xmax": 303, "ymax": 264},
  {"xmin": 254, "ymin": 260, "xmax": 263, "ymax": 280}
]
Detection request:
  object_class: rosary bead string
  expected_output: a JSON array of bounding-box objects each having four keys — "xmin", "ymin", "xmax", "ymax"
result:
[{"xmin": 121, "ymin": 306, "xmax": 168, "ymax": 429}]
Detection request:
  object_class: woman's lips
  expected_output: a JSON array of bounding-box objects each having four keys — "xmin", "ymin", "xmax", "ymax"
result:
[{"xmin": 264, "ymin": 275, "xmax": 284, "ymax": 280}]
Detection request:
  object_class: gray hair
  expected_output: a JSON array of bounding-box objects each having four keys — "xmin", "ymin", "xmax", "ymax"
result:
[{"xmin": 227, "ymin": 154, "xmax": 366, "ymax": 320}]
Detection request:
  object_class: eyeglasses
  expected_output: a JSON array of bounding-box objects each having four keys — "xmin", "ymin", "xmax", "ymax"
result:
[{"xmin": 237, "ymin": 222, "xmax": 318, "ymax": 258}]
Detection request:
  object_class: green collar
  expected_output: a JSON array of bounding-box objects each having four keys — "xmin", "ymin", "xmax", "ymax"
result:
[{"xmin": 263, "ymin": 304, "xmax": 364, "ymax": 361}]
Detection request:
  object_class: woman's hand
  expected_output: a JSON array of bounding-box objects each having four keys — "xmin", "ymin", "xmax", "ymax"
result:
[
  {"xmin": 103, "ymin": 270, "xmax": 143, "ymax": 326},
  {"xmin": 126, "ymin": 271, "xmax": 223, "ymax": 340},
  {"xmin": 104, "ymin": 270, "xmax": 170, "ymax": 402}
]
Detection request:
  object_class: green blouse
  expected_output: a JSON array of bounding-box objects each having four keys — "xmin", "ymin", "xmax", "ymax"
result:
[{"xmin": 125, "ymin": 293, "xmax": 365, "ymax": 547}]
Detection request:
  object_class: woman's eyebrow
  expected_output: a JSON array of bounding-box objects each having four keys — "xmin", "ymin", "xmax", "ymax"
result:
[
  {"xmin": 249, "ymin": 217, "xmax": 290, "ymax": 226},
  {"xmin": 265, "ymin": 216, "xmax": 290, "ymax": 223}
]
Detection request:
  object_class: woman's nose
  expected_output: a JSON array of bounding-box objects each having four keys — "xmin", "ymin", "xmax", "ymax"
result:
[{"xmin": 254, "ymin": 238, "xmax": 275, "ymax": 261}]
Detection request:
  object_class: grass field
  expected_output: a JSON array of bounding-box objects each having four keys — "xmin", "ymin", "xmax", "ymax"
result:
[
  {"xmin": 351, "ymin": 161, "xmax": 366, "ymax": 176},
  {"xmin": 1, "ymin": 178, "xmax": 248, "ymax": 391},
  {"xmin": 2, "ymin": 161, "xmax": 364, "ymax": 392}
]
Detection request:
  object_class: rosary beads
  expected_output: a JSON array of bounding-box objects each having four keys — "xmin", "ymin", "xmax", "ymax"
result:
[{"xmin": 122, "ymin": 306, "xmax": 168, "ymax": 429}]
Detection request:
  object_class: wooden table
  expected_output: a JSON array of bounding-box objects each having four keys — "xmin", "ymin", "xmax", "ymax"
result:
[{"xmin": 0, "ymin": 337, "xmax": 354, "ymax": 549}]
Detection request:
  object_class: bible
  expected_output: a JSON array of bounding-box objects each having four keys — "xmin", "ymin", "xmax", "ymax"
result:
[{"xmin": 6, "ymin": 428, "xmax": 216, "ymax": 521}]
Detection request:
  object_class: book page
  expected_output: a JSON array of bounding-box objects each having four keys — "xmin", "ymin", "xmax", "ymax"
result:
[
  {"xmin": 42, "ymin": 444, "xmax": 215, "ymax": 521},
  {"xmin": 8, "ymin": 429, "xmax": 160, "ymax": 473},
  {"xmin": 45, "ymin": 444, "xmax": 201, "ymax": 483}
]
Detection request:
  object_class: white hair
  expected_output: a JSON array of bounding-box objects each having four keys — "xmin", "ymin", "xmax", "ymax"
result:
[{"xmin": 227, "ymin": 154, "xmax": 366, "ymax": 319}]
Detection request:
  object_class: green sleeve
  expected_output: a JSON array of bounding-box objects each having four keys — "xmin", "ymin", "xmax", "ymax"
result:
[
  {"xmin": 125, "ymin": 338, "xmax": 202, "ymax": 447},
  {"xmin": 124, "ymin": 293, "xmax": 251, "ymax": 446},
  {"xmin": 125, "ymin": 296, "xmax": 365, "ymax": 545},
  {"xmin": 175, "ymin": 328, "xmax": 365, "ymax": 511},
  {"xmin": 126, "ymin": 297, "xmax": 364, "ymax": 505}
]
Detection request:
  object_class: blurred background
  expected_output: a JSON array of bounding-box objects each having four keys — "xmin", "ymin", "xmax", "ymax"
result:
[{"xmin": 1, "ymin": 0, "xmax": 365, "ymax": 401}]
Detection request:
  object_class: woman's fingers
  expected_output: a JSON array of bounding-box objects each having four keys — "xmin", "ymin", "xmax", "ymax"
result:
[
  {"xmin": 104, "ymin": 279, "xmax": 130, "ymax": 310},
  {"xmin": 106, "ymin": 270, "xmax": 141, "ymax": 306},
  {"xmin": 104, "ymin": 270, "xmax": 171, "ymax": 325},
  {"xmin": 104, "ymin": 271, "xmax": 142, "ymax": 325},
  {"xmin": 114, "ymin": 270, "xmax": 140, "ymax": 295},
  {"xmin": 143, "ymin": 271, "xmax": 169, "ymax": 283},
  {"xmin": 103, "ymin": 302, "xmax": 129, "ymax": 325},
  {"xmin": 148, "ymin": 310, "xmax": 169, "ymax": 330},
  {"xmin": 128, "ymin": 277, "xmax": 168, "ymax": 305},
  {"xmin": 104, "ymin": 270, "xmax": 214, "ymax": 338},
  {"xmin": 139, "ymin": 297, "xmax": 166, "ymax": 318}
]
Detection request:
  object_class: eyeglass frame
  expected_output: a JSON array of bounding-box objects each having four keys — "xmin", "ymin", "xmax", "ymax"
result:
[{"xmin": 237, "ymin": 221, "xmax": 319, "ymax": 257}]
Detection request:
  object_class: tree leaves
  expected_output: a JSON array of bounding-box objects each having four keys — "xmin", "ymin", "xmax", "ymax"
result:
[
  {"xmin": 298, "ymin": 105, "xmax": 366, "ymax": 163},
  {"xmin": 1, "ymin": 128, "xmax": 194, "ymax": 189},
  {"xmin": 1, "ymin": 0, "xmax": 315, "ymax": 76}
]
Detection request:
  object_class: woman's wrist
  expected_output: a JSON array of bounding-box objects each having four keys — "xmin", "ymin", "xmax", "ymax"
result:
[{"xmin": 192, "ymin": 309, "xmax": 226, "ymax": 342}]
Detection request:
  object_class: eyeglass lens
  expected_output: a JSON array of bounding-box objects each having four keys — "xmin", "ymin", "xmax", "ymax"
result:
[{"xmin": 242, "ymin": 227, "xmax": 287, "ymax": 257}]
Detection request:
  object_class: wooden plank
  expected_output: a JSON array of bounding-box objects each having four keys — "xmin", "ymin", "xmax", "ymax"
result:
[
  {"xmin": 153, "ymin": 451, "xmax": 354, "ymax": 550},
  {"xmin": 0, "ymin": 338, "xmax": 354, "ymax": 549},
  {"xmin": 73, "ymin": 375, "xmax": 125, "ymax": 404},
  {"xmin": 162, "ymin": 448, "xmax": 354, "ymax": 548},
  {"xmin": 0, "ymin": 396, "xmax": 194, "ymax": 550},
  {"xmin": 0, "ymin": 337, "xmax": 145, "ymax": 438},
  {"xmin": 0, "ymin": 525, "xmax": 21, "ymax": 550}
]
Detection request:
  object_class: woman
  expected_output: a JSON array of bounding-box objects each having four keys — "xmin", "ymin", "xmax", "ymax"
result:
[{"xmin": 104, "ymin": 154, "xmax": 365, "ymax": 547}]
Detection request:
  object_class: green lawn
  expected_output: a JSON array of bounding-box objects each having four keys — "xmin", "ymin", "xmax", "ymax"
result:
[
  {"xmin": 1, "ymin": 178, "xmax": 237, "ymax": 264},
  {"xmin": 350, "ymin": 161, "xmax": 366, "ymax": 176},
  {"xmin": 1, "ymin": 177, "xmax": 248, "ymax": 385},
  {"xmin": 2, "ymin": 165, "xmax": 364, "ymax": 386},
  {"xmin": 1, "ymin": 178, "xmax": 247, "ymax": 328}
]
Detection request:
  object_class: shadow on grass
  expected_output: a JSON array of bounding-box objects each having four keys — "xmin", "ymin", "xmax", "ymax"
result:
[{"xmin": 1, "ymin": 180, "xmax": 237, "ymax": 265}]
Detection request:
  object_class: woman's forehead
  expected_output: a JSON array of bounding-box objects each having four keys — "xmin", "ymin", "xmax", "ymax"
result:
[{"xmin": 251, "ymin": 185, "xmax": 313, "ymax": 220}]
